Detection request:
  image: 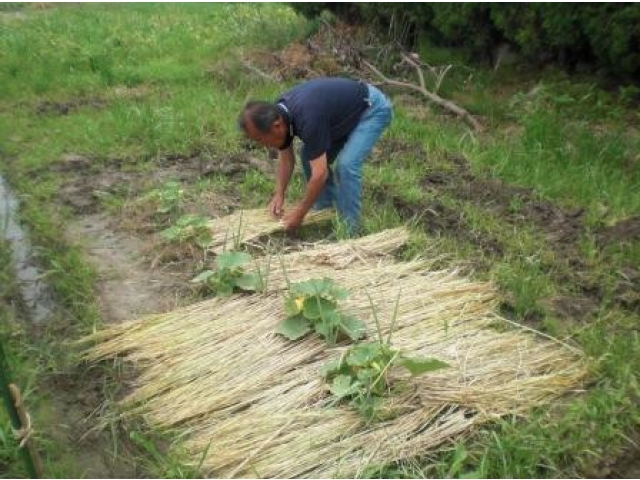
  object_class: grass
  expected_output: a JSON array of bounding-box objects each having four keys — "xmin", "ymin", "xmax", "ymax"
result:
[{"xmin": 0, "ymin": 2, "xmax": 639, "ymax": 478}]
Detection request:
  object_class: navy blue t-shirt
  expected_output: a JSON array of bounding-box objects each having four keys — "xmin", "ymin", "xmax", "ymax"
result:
[{"xmin": 276, "ymin": 77, "xmax": 369, "ymax": 161}]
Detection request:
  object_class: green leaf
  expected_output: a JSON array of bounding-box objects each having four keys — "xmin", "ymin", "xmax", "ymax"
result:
[
  {"xmin": 216, "ymin": 251, "xmax": 251, "ymax": 269},
  {"xmin": 192, "ymin": 270, "xmax": 215, "ymax": 283},
  {"xmin": 315, "ymin": 319, "xmax": 337, "ymax": 342},
  {"xmin": 215, "ymin": 282, "xmax": 234, "ymax": 297},
  {"xmin": 329, "ymin": 284, "xmax": 349, "ymax": 300},
  {"xmin": 346, "ymin": 342, "xmax": 385, "ymax": 367},
  {"xmin": 340, "ymin": 314, "xmax": 367, "ymax": 341},
  {"xmin": 302, "ymin": 296, "xmax": 336, "ymax": 320},
  {"xmin": 356, "ymin": 367, "xmax": 378, "ymax": 384},
  {"xmin": 195, "ymin": 231, "xmax": 213, "ymax": 249},
  {"xmin": 329, "ymin": 374, "xmax": 356, "ymax": 399},
  {"xmin": 290, "ymin": 278, "xmax": 348, "ymax": 299},
  {"xmin": 315, "ymin": 310, "xmax": 342, "ymax": 343},
  {"xmin": 276, "ymin": 315, "xmax": 312, "ymax": 340},
  {"xmin": 160, "ymin": 225, "xmax": 181, "ymax": 241},
  {"xmin": 235, "ymin": 272, "xmax": 260, "ymax": 291},
  {"xmin": 290, "ymin": 278, "xmax": 327, "ymax": 296},
  {"xmin": 447, "ymin": 443, "xmax": 468, "ymax": 478},
  {"xmin": 319, "ymin": 358, "xmax": 342, "ymax": 378},
  {"xmin": 398, "ymin": 356, "xmax": 449, "ymax": 376}
]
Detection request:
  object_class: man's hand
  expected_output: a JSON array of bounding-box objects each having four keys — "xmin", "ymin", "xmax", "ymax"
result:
[
  {"xmin": 268, "ymin": 193, "xmax": 285, "ymax": 218},
  {"xmin": 282, "ymin": 206, "xmax": 305, "ymax": 232}
]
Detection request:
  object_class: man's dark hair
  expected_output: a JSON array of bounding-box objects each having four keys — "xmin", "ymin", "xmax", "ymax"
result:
[{"xmin": 238, "ymin": 101, "xmax": 280, "ymax": 133}]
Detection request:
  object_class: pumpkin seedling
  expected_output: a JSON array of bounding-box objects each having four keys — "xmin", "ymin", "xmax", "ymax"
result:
[
  {"xmin": 160, "ymin": 214, "xmax": 212, "ymax": 249},
  {"xmin": 276, "ymin": 278, "xmax": 366, "ymax": 345},
  {"xmin": 321, "ymin": 341, "xmax": 449, "ymax": 420},
  {"xmin": 321, "ymin": 291, "xmax": 449, "ymax": 420},
  {"xmin": 145, "ymin": 181, "xmax": 184, "ymax": 215},
  {"xmin": 192, "ymin": 251, "xmax": 262, "ymax": 297}
]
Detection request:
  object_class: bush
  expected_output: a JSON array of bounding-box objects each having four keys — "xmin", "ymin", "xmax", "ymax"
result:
[{"xmin": 289, "ymin": 3, "xmax": 640, "ymax": 81}]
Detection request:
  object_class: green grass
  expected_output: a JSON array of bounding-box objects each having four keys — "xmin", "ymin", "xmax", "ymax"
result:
[{"xmin": 1, "ymin": 3, "xmax": 639, "ymax": 478}]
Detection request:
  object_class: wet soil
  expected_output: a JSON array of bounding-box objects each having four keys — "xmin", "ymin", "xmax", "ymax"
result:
[
  {"xmin": 36, "ymin": 97, "xmax": 106, "ymax": 116},
  {"xmin": 54, "ymin": 150, "xmax": 272, "ymax": 215},
  {"xmin": 66, "ymin": 213, "xmax": 186, "ymax": 322}
]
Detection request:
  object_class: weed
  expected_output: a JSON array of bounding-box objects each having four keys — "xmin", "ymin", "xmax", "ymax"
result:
[{"xmin": 130, "ymin": 430, "xmax": 209, "ymax": 479}]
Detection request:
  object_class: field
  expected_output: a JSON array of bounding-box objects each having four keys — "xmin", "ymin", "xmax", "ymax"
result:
[{"xmin": 1, "ymin": 3, "xmax": 639, "ymax": 478}]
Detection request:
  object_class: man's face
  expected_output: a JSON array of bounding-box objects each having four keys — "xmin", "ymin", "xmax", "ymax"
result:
[{"xmin": 244, "ymin": 116, "xmax": 287, "ymax": 150}]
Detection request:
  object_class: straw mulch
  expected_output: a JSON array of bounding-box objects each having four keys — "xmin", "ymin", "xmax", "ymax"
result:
[
  {"xmin": 82, "ymin": 228, "xmax": 587, "ymax": 478},
  {"xmin": 207, "ymin": 207, "xmax": 334, "ymax": 253}
]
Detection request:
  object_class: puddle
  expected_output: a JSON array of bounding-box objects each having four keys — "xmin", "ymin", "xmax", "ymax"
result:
[{"xmin": 0, "ymin": 174, "xmax": 55, "ymax": 324}]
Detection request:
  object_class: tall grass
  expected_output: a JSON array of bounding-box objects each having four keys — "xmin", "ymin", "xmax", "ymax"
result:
[{"xmin": 0, "ymin": 3, "xmax": 305, "ymax": 100}]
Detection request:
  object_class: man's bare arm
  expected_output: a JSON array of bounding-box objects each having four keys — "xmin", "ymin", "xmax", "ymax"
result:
[
  {"xmin": 283, "ymin": 153, "xmax": 328, "ymax": 230},
  {"xmin": 269, "ymin": 147, "xmax": 295, "ymax": 217}
]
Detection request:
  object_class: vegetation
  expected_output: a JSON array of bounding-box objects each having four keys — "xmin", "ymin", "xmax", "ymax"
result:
[
  {"xmin": 0, "ymin": 2, "xmax": 638, "ymax": 478},
  {"xmin": 192, "ymin": 251, "xmax": 262, "ymax": 297},
  {"xmin": 277, "ymin": 278, "xmax": 366, "ymax": 344},
  {"xmin": 292, "ymin": 3, "xmax": 640, "ymax": 81},
  {"xmin": 160, "ymin": 214, "xmax": 212, "ymax": 249}
]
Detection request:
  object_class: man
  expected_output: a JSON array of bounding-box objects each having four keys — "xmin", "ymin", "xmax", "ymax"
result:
[{"xmin": 238, "ymin": 77, "xmax": 392, "ymax": 235}]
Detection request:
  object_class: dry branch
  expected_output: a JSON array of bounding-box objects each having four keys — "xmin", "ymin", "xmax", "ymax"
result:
[{"xmin": 364, "ymin": 54, "xmax": 483, "ymax": 132}]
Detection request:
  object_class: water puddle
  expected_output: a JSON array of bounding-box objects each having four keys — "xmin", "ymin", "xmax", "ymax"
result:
[{"xmin": 0, "ymin": 174, "xmax": 55, "ymax": 324}]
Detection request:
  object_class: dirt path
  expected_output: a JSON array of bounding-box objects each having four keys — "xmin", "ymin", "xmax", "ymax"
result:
[
  {"xmin": 66, "ymin": 213, "xmax": 183, "ymax": 323},
  {"xmin": 38, "ymin": 213, "xmax": 188, "ymax": 478}
]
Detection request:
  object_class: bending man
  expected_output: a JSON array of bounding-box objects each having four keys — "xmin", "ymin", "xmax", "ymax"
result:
[{"xmin": 238, "ymin": 76, "xmax": 392, "ymax": 235}]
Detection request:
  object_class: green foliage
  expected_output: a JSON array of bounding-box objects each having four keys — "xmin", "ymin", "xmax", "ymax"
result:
[
  {"xmin": 130, "ymin": 431, "xmax": 210, "ymax": 479},
  {"xmin": 160, "ymin": 214, "xmax": 212, "ymax": 249},
  {"xmin": 321, "ymin": 341, "xmax": 448, "ymax": 421},
  {"xmin": 191, "ymin": 251, "xmax": 261, "ymax": 297},
  {"xmin": 145, "ymin": 181, "xmax": 184, "ymax": 215},
  {"xmin": 276, "ymin": 278, "xmax": 366, "ymax": 344},
  {"xmin": 292, "ymin": 3, "xmax": 640, "ymax": 79},
  {"xmin": 0, "ymin": 3, "xmax": 307, "ymax": 99}
]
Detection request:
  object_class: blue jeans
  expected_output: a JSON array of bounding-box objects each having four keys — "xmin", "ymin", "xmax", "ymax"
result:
[{"xmin": 300, "ymin": 84, "xmax": 392, "ymax": 234}]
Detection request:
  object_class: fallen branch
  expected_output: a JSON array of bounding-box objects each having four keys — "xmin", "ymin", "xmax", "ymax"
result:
[
  {"xmin": 363, "ymin": 54, "xmax": 483, "ymax": 132},
  {"xmin": 239, "ymin": 59, "xmax": 277, "ymax": 82}
]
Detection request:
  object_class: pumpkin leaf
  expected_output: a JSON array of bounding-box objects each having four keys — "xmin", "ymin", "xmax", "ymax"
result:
[
  {"xmin": 329, "ymin": 284, "xmax": 349, "ymax": 300},
  {"xmin": 236, "ymin": 272, "xmax": 260, "ymax": 291},
  {"xmin": 319, "ymin": 358, "xmax": 342, "ymax": 378},
  {"xmin": 192, "ymin": 270, "xmax": 215, "ymax": 283},
  {"xmin": 340, "ymin": 314, "xmax": 367, "ymax": 341},
  {"xmin": 303, "ymin": 296, "xmax": 336, "ymax": 320},
  {"xmin": 215, "ymin": 282, "xmax": 234, "ymax": 297},
  {"xmin": 329, "ymin": 374, "xmax": 356, "ymax": 399},
  {"xmin": 346, "ymin": 342, "xmax": 385, "ymax": 367},
  {"xmin": 216, "ymin": 251, "xmax": 251, "ymax": 269},
  {"xmin": 398, "ymin": 356, "xmax": 449, "ymax": 376},
  {"xmin": 195, "ymin": 232, "xmax": 213, "ymax": 249},
  {"xmin": 276, "ymin": 315, "xmax": 312, "ymax": 341}
]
